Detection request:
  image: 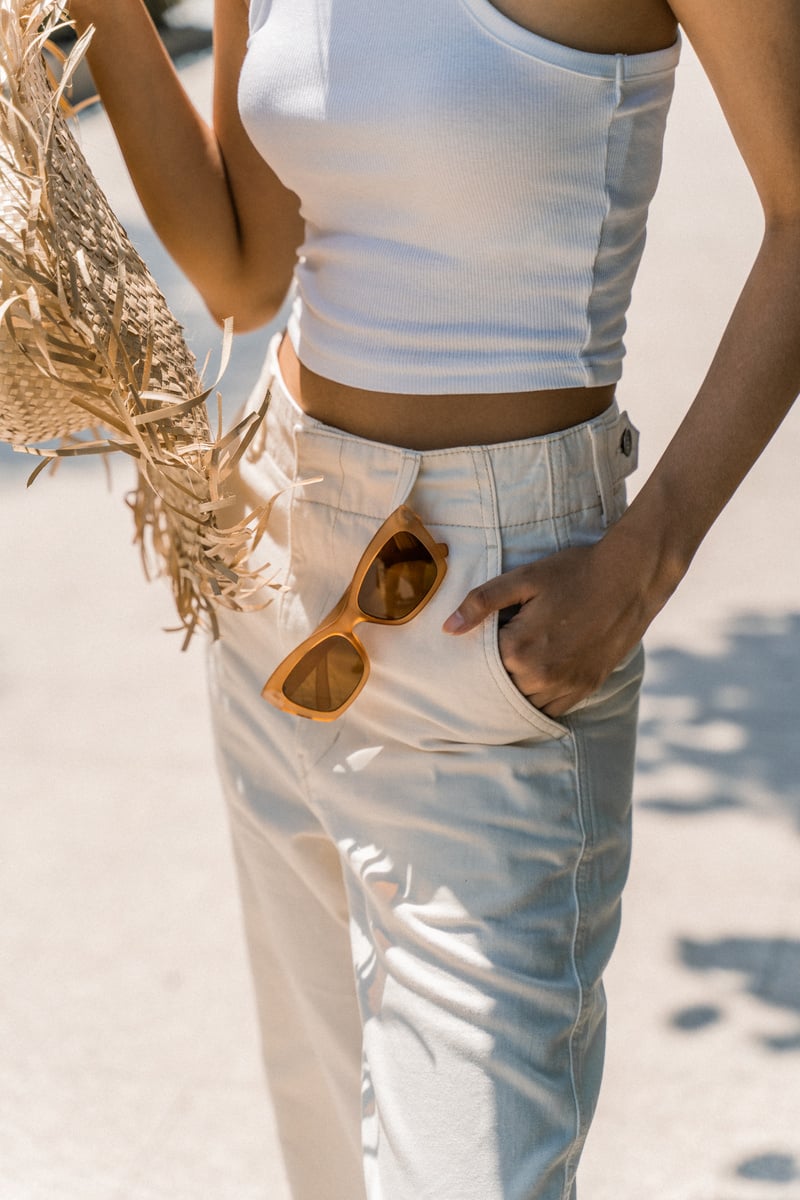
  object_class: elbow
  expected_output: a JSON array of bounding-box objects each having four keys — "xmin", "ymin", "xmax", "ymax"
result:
[
  {"xmin": 206, "ymin": 284, "xmax": 290, "ymax": 336},
  {"xmin": 203, "ymin": 262, "xmax": 295, "ymax": 334},
  {"xmin": 759, "ymin": 211, "xmax": 800, "ymax": 264},
  {"xmin": 207, "ymin": 303, "xmax": 277, "ymax": 336},
  {"xmin": 760, "ymin": 187, "xmax": 800, "ymax": 232}
]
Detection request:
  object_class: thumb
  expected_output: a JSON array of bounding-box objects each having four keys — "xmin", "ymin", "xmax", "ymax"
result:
[{"xmin": 442, "ymin": 566, "xmax": 534, "ymax": 634}]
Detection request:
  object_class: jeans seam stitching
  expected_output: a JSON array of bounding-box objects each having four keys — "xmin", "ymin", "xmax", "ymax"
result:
[
  {"xmin": 565, "ymin": 727, "xmax": 587, "ymax": 1199},
  {"xmin": 293, "ymin": 495, "xmax": 605, "ymax": 527}
]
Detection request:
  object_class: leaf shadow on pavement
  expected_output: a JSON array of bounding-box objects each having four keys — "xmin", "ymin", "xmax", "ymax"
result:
[
  {"xmin": 636, "ymin": 610, "xmax": 800, "ymax": 832},
  {"xmin": 676, "ymin": 936, "xmax": 800, "ymax": 1054},
  {"xmin": 734, "ymin": 1151, "xmax": 800, "ymax": 1184},
  {"xmin": 637, "ymin": 612, "xmax": 800, "ymax": 1185}
]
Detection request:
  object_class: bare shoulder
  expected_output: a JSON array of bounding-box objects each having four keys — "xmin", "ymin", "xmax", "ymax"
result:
[{"xmin": 484, "ymin": 0, "xmax": 677, "ymax": 55}]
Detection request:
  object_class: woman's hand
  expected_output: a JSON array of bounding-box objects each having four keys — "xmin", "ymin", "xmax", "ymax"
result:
[
  {"xmin": 443, "ymin": 528, "xmax": 670, "ymax": 718},
  {"xmin": 443, "ymin": 0, "xmax": 800, "ymax": 722}
]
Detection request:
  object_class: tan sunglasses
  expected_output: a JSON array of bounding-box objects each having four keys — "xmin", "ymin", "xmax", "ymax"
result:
[{"xmin": 262, "ymin": 505, "xmax": 449, "ymax": 720}]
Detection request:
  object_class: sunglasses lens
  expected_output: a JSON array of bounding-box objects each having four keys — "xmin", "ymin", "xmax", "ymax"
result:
[
  {"xmin": 281, "ymin": 635, "xmax": 365, "ymax": 713},
  {"xmin": 358, "ymin": 532, "xmax": 438, "ymax": 620}
]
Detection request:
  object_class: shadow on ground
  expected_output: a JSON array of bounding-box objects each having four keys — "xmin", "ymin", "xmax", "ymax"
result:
[
  {"xmin": 640, "ymin": 613, "xmax": 800, "ymax": 1184},
  {"xmin": 636, "ymin": 611, "xmax": 800, "ymax": 831},
  {"xmin": 735, "ymin": 1151, "xmax": 800, "ymax": 1184},
  {"xmin": 675, "ymin": 936, "xmax": 800, "ymax": 1053}
]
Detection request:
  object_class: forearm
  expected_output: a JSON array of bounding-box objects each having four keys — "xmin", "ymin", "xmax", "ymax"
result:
[
  {"xmin": 610, "ymin": 218, "xmax": 800, "ymax": 615},
  {"xmin": 67, "ymin": 0, "xmax": 300, "ymax": 325}
]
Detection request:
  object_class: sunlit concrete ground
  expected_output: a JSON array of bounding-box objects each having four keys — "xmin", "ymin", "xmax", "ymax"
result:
[{"xmin": 1, "ymin": 10, "xmax": 799, "ymax": 1199}]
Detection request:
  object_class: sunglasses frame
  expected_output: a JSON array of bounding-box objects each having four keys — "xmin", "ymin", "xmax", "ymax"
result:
[{"xmin": 261, "ymin": 504, "xmax": 449, "ymax": 720}]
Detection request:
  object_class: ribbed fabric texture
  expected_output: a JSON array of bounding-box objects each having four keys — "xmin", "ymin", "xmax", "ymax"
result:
[{"xmin": 239, "ymin": 0, "xmax": 680, "ymax": 394}]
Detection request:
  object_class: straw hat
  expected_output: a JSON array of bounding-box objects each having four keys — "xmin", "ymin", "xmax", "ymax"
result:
[{"xmin": 0, "ymin": 0, "xmax": 277, "ymax": 644}]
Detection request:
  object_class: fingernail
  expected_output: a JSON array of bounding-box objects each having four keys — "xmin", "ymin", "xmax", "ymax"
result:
[{"xmin": 443, "ymin": 610, "xmax": 467, "ymax": 634}]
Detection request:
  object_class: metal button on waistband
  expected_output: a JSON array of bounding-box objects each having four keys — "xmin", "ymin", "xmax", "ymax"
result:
[{"xmin": 620, "ymin": 427, "xmax": 633, "ymax": 457}]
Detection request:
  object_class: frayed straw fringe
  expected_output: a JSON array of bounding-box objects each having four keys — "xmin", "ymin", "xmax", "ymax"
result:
[{"xmin": 0, "ymin": 0, "xmax": 281, "ymax": 647}]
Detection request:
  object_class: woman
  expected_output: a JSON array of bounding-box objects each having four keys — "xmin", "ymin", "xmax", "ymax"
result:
[{"xmin": 68, "ymin": 1, "xmax": 800, "ymax": 1196}]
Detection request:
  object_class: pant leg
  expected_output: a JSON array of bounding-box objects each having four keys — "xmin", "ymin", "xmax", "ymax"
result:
[
  {"xmin": 206, "ymin": 374, "xmax": 369, "ymax": 1198},
  {"xmin": 207, "ymin": 347, "xmax": 643, "ymax": 1199},
  {"xmin": 289, "ymin": 544, "xmax": 642, "ymax": 1200},
  {"xmin": 208, "ymin": 607, "xmax": 368, "ymax": 1200}
]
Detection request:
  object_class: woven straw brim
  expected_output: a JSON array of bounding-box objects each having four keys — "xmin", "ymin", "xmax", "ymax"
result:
[{"xmin": 0, "ymin": 0, "xmax": 280, "ymax": 644}]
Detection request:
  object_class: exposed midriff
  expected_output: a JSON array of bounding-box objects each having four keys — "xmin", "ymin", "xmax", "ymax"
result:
[{"xmin": 277, "ymin": 337, "xmax": 616, "ymax": 451}]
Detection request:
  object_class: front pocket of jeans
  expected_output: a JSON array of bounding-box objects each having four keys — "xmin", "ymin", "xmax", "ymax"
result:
[
  {"xmin": 482, "ymin": 613, "xmax": 569, "ymax": 740},
  {"xmin": 400, "ymin": 529, "xmax": 572, "ymax": 746},
  {"xmin": 374, "ymin": 583, "xmax": 570, "ymax": 747}
]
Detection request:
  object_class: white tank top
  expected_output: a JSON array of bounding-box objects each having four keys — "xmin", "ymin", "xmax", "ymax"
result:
[{"xmin": 239, "ymin": 0, "xmax": 680, "ymax": 394}]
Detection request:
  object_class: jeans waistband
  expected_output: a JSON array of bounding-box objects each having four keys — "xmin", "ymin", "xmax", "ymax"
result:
[{"xmin": 243, "ymin": 333, "xmax": 639, "ymax": 529}]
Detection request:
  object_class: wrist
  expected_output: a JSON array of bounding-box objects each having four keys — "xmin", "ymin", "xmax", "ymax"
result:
[
  {"xmin": 601, "ymin": 493, "xmax": 697, "ymax": 624},
  {"xmin": 66, "ymin": 1, "xmax": 101, "ymax": 33},
  {"xmin": 68, "ymin": 0, "xmax": 142, "ymax": 34}
]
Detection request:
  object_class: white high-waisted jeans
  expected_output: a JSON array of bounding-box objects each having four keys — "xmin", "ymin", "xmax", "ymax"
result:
[{"xmin": 207, "ymin": 336, "xmax": 644, "ymax": 1200}]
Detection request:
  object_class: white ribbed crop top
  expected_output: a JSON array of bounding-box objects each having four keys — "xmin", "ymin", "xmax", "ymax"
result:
[{"xmin": 239, "ymin": 0, "xmax": 680, "ymax": 394}]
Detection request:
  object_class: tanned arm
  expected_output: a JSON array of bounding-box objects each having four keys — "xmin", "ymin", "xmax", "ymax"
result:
[
  {"xmin": 445, "ymin": 0, "xmax": 800, "ymax": 717},
  {"xmin": 68, "ymin": 0, "xmax": 304, "ymax": 328}
]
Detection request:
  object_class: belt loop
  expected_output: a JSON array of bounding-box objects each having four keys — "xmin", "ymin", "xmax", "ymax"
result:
[
  {"xmin": 589, "ymin": 419, "xmax": 616, "ymax": 529},
  {"xmin": 389, "ymin": 451, "xmax": 422, "ymax": 511},
  {"xmin": 589, "ymin": 411, "xmax": 640, "ymax": 528},
  {"xmin": 470, "ymin": 446, "xmax": 503, "ymax": 577},
  {"xmin": 616, "ymin": 412, "xmax": 640, "ymax": 480}
]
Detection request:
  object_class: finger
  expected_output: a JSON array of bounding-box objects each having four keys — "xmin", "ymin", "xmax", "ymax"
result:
[
  {"xmin": 442, "ymin": 568, "xmax": 533, "ymax": 634},
  {"xmin": 531, "ymin": 692, "xmax": 578, "ymax": 718}
]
